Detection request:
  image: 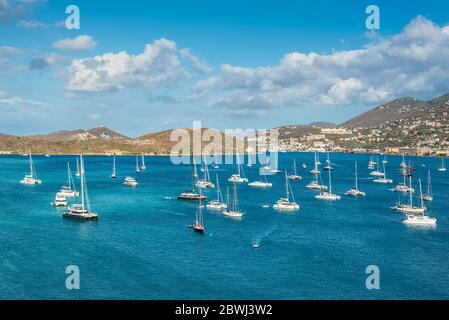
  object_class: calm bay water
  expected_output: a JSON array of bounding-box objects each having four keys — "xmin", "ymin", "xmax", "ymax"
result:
[{"xmin": 1, "ymin": 153, "xmax": 449, "ymax": 299}]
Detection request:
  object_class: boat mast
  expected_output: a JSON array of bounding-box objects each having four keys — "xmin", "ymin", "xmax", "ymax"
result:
[
  {"xmin": 112, "ymin": 156, "xmax": 116, "ymax": 176},
  {"xmin": 285, "ymin": 172, "xmax": 289, "ymax": 200},
  {"xmin": 355, "ymin": 161, "xmax": 359, "ymax": 191},
  {"xmin": 328, "ymin": 167, "xmax": 332, "ymax": 194},
  {"xmin": 293, "ymin": 158, "xmax": 297, "ymax": 175},
  {"xmin": 233, "ymin": 180, "xmax": 238, "ymax": 212},
  {"xmin": 80, "ymin": 155, "xmax": 85, "ymax": 212},
  {"xmin": 428, "ymin": 170, "xmax": 432, "ymax": 197},
  {"xmin": 419, "ymin": 179, "xmax": 424, "ymax": 213},
  {"xmin": 29, "ymin": 152, "xmax": 33, "ymax": 178},
  {"xmin": 409, "ymin": 175, "xmax": 413, "ymax": 207}
]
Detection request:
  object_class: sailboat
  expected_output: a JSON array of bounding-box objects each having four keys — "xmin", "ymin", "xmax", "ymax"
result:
[
  {"xmin": 192, "ymin": 188, "xmax": 205, "ymax": 233},
  {"xmin": 370, "ymin": 156, "xmax": 384, "ymax": 177},
  {"xmin": 223, "ymin": 180, "xmax": 244, "ymax": 218},
  {"xmin": 228, "ymin": 153, "xmax": 248, "ymax": 183},
  {"xmin": 75, "ymin": 157, "xmax": 81, "ymax": 177},
  {"xmin": 178, "ymin": 159, "xmax": 207, "ymax": 201},
  {"xmin": 124, "ymin": 176, "xmax": 138, "ymax": 187},
  {"xmin": 141, "ymin": 153, "xmax": 146, "ymax": 170},
  {"xmin": 403, "ymin": 179, "xmax": 436, "ymax": 226},
  {"xmin": 207, "ymin": 175, "xmax": 227, "ymax": 210},
  {"xmin": 196, "ymin": 156, "xmax": 215, "ymax": 188},
  {"xmin": 310, "ymin": 152, "xmax": 321, "ymax": 174},
  {"xmin": 345, "ymin": 161, "xmax": 365, "ymax": 196},
  {"xmin": 248, "ymin": 172, "xmax": 272, "ymax": 188},
  {"xmin": 438, "ymin": 157, "xmax": 446, "ymax": 172},
  {"xmin": 392, "ymin": 161, "xmax": 414, "ymax": 193},
  {"xmin": 58, "ymin": 162, "xmax": 79, "ymax": 197},
  {"xmin": 53, "ymin": 193, "xmax": 68, "ymax": 207},
  {"xmin": 306, "ymin": 172, "xmax": 328, "ymax": 190},
  {"xmin": 63, "ymin": 155, "xmax": 99, "ymax": 221},
  {"xmin": 20, "ymin": 152, "xmax": 42, "ymax": 185},
  {"xmin": 247, "ymin": 154, "xmax": 253, "ymax": 167},
  {"xmin": 373, "ymin": 162, "xmax": 393, "ymax": 184},
  {"xmin": 421, "ymin": 170, "xmax": 433, "ymax": 202},
  {"xmin": 392, "ymin": 176, "xmax": 424, "ymax": 214},
  {"xmin": 315, "ymin": 167, "xmax": 341, "ymax": 201},
  {"xmin": 316, "ymin": 152, "xmax": 321, "ymax": 165},
  {"xmin": 323, "ymin": 151, "xmax": 333, "ymax": 171},
  {"xmin": 288, "ymin": 158, "xmax": 302, "ymax": 180},
  {"xmin": 135, "ymin": 156, "xmax": 141, "ymax": 173},
  {"xmin": 382, "ymin": 154, "xmax": 388, "ymax": 164},
  {"xmin": 273, "ymin": 172, "xmax": 300, "ymax": 210},
  {"xmin": 111, "ymin": 155, "xmax": 117, "ymax": 179},
  {"xmin": 368, "ymin": 155, "xmax": 376, "ymax": 170}
]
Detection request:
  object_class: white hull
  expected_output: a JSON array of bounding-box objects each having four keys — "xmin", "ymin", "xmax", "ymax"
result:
[
  {"xmin": 223, "ymin": 210, "xmax": 243, "ymax": 218},
  {"xmin": 345, "ymin": 189, "xmax": 365, "ymax": 197},
  {"xmin": 403, "ymin": 215, "xmax": 436, "ymax": 226},
  {"xmin": 315, "ymin": 192, "xmax": 341, "ymax": 201},
  {"xmin": 195, "ymin": 180, "xmax": 215, "ymax": 189},
  {"xmin": 20, "ymin": 178, "xmax": 42, "ymax": 185},
  {"xmin": 248, "ymin": 181, "xmax": 272, "ymax": 188},
  {"xmin": 228, "ymin": 175, "xmax": 248, "ymax": 183},
  {"xmin": 206, "ymin": 201, "xmax": 227, "ymax": 210},
  {"xmin": 306, "ymin": 182, "xmax": 327, "ymax": 190},
  {"xmin": 288, "ymin": 175, "xmax": 302, "ymax": 180},
  {"xmin": 273, "ymin": 201, "xmax": 299, "ymax": 211},
  {"xmin": 373, "ymin": 178, "xmax": 393, "ymax": 184}
]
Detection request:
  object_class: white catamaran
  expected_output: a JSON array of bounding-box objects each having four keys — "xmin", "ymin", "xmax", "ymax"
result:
[
  {"xmin": 288, "ymin": 158, "xmax": 302, "ymax": 180},
  {"xmin": 20, "ymin": 152, "xmax": 42, "ymax": 185},
  {"xmin": 273, "ymin": 172, "xmax": 300, "ymax": 210},
  {"xmin": 57, "ymin": 162, "xmax": 79, "ymax": 197},
  {"xmin": 310, "ymin": 152, "xmax": 321, "ymax": 174},
  {"xmin": 392, "ymin": 176, "xmax": 425, "ymax": 214},
  {"xmin": 206, "ymin": 175, "xmax": 227, "ymax": 210},
  {"xmin": 403, "ymin": 179, "xmax": 436, "ymax": 226},
  {"xmin": 75, "ymin": 157, "xmax": 81, "ymax": 177},
  {"xmin": 196, "ymin": 156, "xmax": 215, "ymax": 189},
  {"xmin": 373, "ymin": 162, "xmax": 393, "ymax": 184},
  {"xmin": 248, "ymin": 173, "xmax": 273, "ymax": 188},
  {"xmin": 228, "ymin": 153, "xmax": 248, "ymax": 183},
  {"xmin": 421, "ymin": 170, "xmax": 433, "ymax": 202},
  {"xmin": 141, "ymin": 153, "xmax": 146, "ymax": 170},
  {"xmin": 315, "ymin": 167, "xmax": 341, "ymax": 201},
  {"xmin": 345, "ymin": 161, "xmax": 365, "ymax": 197},
  {"xmin": 63, "ymin": 155, "xmax": 99, "ymax": 221},
  {"xmin": 135, "ymin": 156, "xmax": 141, "ymax": 174}
]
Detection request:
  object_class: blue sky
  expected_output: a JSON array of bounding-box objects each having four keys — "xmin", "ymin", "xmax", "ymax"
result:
[{"xmin": 1, "ymin": 0, "xmax": 449, "ymax": 136}]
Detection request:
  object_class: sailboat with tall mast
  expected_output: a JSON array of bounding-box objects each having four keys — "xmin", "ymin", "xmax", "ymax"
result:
[
  {"xmin": 315, "ymin": 167, "xmax": 341, "ymax": 201},
  {"xmin": 306, "ymin": 172, "xmax": 328, "ymax": 190},
  {"xmin": 207, "ymin": 175, "xmax": 227, "ymax": 210},
  {"xmin": 438, "ymin": 157, "xmax": 446, "ymax": 172},
  {"xmin": 345, "ymin": 161, "xmax": 365, "ymax": 196},
  {"xmin": 403, "ymin": 179, "xmax": 436, "ymax": 226},
  {"xmin": 373, "ymin": 162, "xmax": 393, "ymax": 184},
  {"xmin": 111, "ymin": 155, "xmax": 117, "ymax": 179},
  {"xmin": 273, "ymin": 172, "xmax": 300, "ymax": 210},
  {"xmin": 288, "ymin": 158, "xmax": 302, "ymax": 180},
  {"xmin": 141, "ymin": 153, "xmax": 146, "ymax": 170},
  {"xmin": 421, "ymin": 170, "xmax": 433, "ymax": 202},
  {"xmin": 20, "ymin": 152, "xmax": 42, "ymax": 185},
  {"xmin": 178, "ymin": 159, "xmax": 207, "ymax": 201},
  {"xmin": 392, "ymin": 176, "xmax": 424, "ymax": 214},
  {"xmin": 392, "ymin": 161, "xmax": 414, "ymax": 192},
  {"xmin": 323, "ymin": 151, "xmax": 334, "ymax": 171},
  {"xmin": 228, "ymin": 153, "xmax": 248, "ymax": 183},
  {"xmin": 223, "ymin": 180, "xmax": 244, "ymax": 218},
  {"xmin": 58, "ymin": 162, "xmax": 79, "ymax": 197},
  {"xmin": 370, "ymin": 156, "xmax": 384, "ymax": 177},
  {"xmin": 63, "ymin": 155, "xmax": 99, "ymax": 221},
  {"xmin": 249, "ymin": 172, "xmax": 272, "ymax": 188},
  {"xmin": 192, "ymin": 188, "xmax": 205, "ymax": 233},
  {"xmin": 310, "ymin": 152, "xmax": 321, "ymax": 174},
  {"xmin": 135, "ymin": 156, "xmax": 141, "ymax": 174},
  {"xmin": 75, "ymin": 157, "xmax": 81, "ymax": 177},
  {"xmin": 196, "ymin": 156, "xmax": 215, "ymax": 188}
]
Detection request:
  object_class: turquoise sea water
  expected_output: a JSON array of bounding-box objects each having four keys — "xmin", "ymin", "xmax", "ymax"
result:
[{"xmin": 0, "ymin": 153, "xmax": 449, "ymax": 299}]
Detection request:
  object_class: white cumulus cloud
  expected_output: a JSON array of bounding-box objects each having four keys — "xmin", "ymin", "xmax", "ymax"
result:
[{"xmin": 53, "ymin": 35, "xmax": 97, "ymax": 51}]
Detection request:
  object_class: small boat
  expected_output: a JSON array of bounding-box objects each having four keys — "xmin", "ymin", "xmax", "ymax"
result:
[
  {"xmin": 288, "ymin": 158, "xmax": 302, "ymax": 180},
  {"xmin": 373, "ymin": 163, "xmax": 393, "ymax": 184},
  {"xmin": 421, "ymin": 170, "xmax": 433, "ymax": 201},
  {"xmin": 53, "ymin": 193, "xmax": 68, "ymax": 207},
  {"xmin": 192, "ymin": 189, "xmax": 205, "ymax": 233},
  {"xmin": 249, "ymin": 173, "xmax": 272, "ymax": 188},
  {"xmin": 111, "ymin": 155, "xmax": 117, "ymax": 178},
  {"xmin": 45, "ymin": 154, "xmax": 51, "ymax": 158},
  {"xmin": 273, "ymin": 173, "xmax": 300, "ymax": 210},
  {"xmin": 135, "ymin": 156, "xmax": 141, "ymax": 173},
  {"xmin": 206, "ymin": 175, "xmax": 227, "ymax": 210},
  {"xmin": 228, "ymin": 153, "xmax": 248, "ymax": 183},
  {"xmin": 63, "ymin": 155, "xmax": 98, "ymax": 221},
  {"xmin": 20, "ymin": 152, "xmax": 42, "ymax": 185},
  {"xmin": 124, "ymin": 176, "xmax": 138, "ymax": 187},
  {"xmin": 345, "ymin": 161, "xmax": 365, "ymax": 197},
  {"xmin": 323, "ymin": 152, "xmax": 333, "ymax": 171},
  {"xmin": 438, "ymin": 157, "xmax": 446, "ymax": 172},
  {"xmin": 252, "ymin": 243, "xmax": 259, "ymax": 249},
  {"xmin": 310, "ymin": 152, "xmax": 321, "ymax": 174},
  {"xmin": 223, "ymin": 180, "xmax": 244, "ymax": 218},
  {"xmin": 315, "ymin": 168, "xmax": 341, "ymax": 201},
  {"xmin": 302, "ymin": 163, "xmax": 307, "ymax": 169},
  {"xmin": 141, "ymin": 153, "xmax": 146, "ymax": 170}
]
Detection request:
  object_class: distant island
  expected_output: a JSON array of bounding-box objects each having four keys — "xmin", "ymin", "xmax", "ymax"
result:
[{"xmin": 1, "ymin": 93, "xmax": 449, "ymax": 157}]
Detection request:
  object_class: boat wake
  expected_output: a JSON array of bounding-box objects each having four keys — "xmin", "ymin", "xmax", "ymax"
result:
[{"xmin": 252, "ymin": 225, "xmax": 277, "ymax": 249}]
